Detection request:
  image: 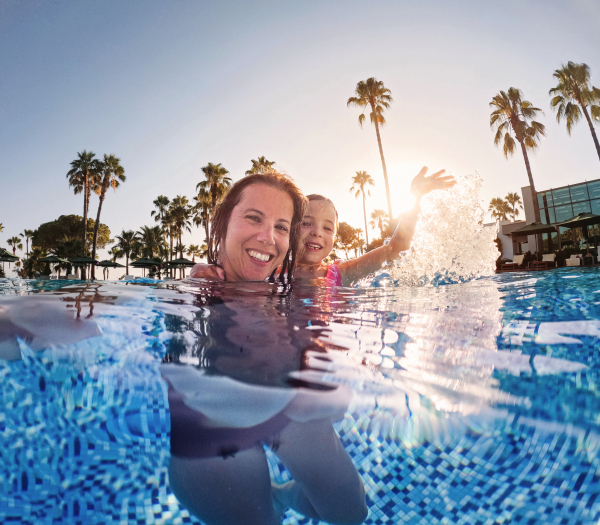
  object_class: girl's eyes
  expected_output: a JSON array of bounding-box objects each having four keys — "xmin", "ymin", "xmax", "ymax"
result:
[
  {"xmin": 324, "ymin": 227, "xmax": 333, "ymax": 232},
  {"xmin": 302, "ymin": 221, "xmax": 312, "ymax": 227}
]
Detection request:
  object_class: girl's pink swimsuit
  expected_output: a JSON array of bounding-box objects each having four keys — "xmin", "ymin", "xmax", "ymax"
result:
[{"xmin": 325, "ymin": 261, "xmax": 342, "ymax": 286}]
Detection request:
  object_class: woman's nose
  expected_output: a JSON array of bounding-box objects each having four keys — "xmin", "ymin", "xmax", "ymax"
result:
[{"xmin": 256, "ymin": 225, "xmax": 275, "ymax": 245}]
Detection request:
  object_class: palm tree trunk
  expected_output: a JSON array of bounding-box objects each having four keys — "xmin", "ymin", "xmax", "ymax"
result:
[
  {"xmin": 520, "ymin": 141, "xmax": 543, "ymax": 254},
  {"xmin": 362, "ymin": 190, "xmax": 369, "ymax": 247},
  {"xmin": 91, "ymin": 183, "xmax": 108, "ymax": 280},
  {"xmin": 580, "ymin": 103, "xmax": 600, "ymax": 162},
  {"xmin": 126, "ymin": 255, "xmax": 129, "ymax": 275},
  {"xmin": 373, "ymin": 117, "xmax": 393, "ymax": 219}
]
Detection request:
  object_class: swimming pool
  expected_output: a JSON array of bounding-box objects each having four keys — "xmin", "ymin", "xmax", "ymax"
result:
[{"xmin": 0, "ymin": 268, "xmax": 598, "ymax": 524}]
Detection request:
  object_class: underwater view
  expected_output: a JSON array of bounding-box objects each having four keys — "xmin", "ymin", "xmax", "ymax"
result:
[{"xmin": 0, "ymin": 266, "xmax": 598, "ymax": 525}]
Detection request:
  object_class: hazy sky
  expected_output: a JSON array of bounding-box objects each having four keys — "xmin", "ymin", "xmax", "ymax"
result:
[{"xmin": 1, "ymin": 0, "xmax": 600, "ymax": 276}]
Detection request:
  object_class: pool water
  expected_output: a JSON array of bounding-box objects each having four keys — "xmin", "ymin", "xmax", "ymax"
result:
[{"xmin": 0, "ymin": 268, "xmax": 598, "ymax": 525}]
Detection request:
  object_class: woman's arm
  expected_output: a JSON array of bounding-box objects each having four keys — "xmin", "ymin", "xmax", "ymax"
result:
[{"xmin": 337, "ymin": 167, "xmax": 455, "ymax": 285}]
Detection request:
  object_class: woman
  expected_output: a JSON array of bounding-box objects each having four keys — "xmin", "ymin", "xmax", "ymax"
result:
[{"xmin": 163, "ymin": 172, "xmax": 367, "ymax": 525}]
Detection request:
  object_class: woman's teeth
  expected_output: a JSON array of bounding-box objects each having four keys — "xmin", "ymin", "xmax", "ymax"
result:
[{"xmin": 248, "ymin": 250, "xmax": 271, "ymax": 262}]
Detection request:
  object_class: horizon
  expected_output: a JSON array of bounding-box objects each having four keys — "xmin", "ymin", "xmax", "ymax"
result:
[{"xmin": 1, "ymin": 0, "xmax": 600, "ymax": 278}]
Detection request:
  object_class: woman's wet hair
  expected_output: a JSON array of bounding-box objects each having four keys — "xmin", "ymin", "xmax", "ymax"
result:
[
  {"xmin": 306, "ymin": 194, "xmax": 338, "ymax": 226},
  {"xmin": 208, "ymin": 172, "xmax": 308, "ymax": 283}
]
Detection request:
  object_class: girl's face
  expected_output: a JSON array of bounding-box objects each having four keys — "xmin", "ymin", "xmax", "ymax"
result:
[
  {"xmin": 299, "ymin": 199, "xmax": 337, "ymax": 265},
  {"xmin": 221, "ymin": 183, "xmax": 294, "ymax": 281}
]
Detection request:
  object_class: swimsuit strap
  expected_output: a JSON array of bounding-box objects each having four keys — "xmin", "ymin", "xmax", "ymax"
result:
[{"xmin": 325, "ymin": 261, "xmax": 342, "ymax": 286}]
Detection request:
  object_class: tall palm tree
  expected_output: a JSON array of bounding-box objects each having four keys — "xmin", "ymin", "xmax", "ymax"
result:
[
  {"xmin": 66, "ymin": 150, "xmax": 100, "ymax": 252},
  {"xmin": 347, "ymin": 78, "xmax": 394, "ymax": 218},
  {"xmin": 489, "ymin": 198, "xmax": 510, "ymax": 221},
  {"xmin": 490, "ymin": 88, "xmax": 546, "ymax": 224},
  {"xmin": 90, "ymin": 154, "xmax": 126, "ymax": 279},
  {"xmin": 197, "ymin": 162, "xmax": 232, "ymax": 210},
  {"xmin": 349, "ymin": 171, "xmax": 375, "ymax": 246},
  {"xmin": 369, "ymin": 209, "xmax": 389, "ymax": 238},
  {"xmin": 151, "ymin": 195, "xmax": 171, "ymax": 224},
  {"xmin": 505, "ymin": 192, "xmax": 523, "ymax": 221},
  {"xmin": 170, "ymin": 196, "xmax": 192, "ymax": 258},
  {"xmin": 549, "ymin": 61, "xmax": 600, "ymax": 162},
  {"xmin": 245, "ymin": 156, "xmax": 276, "ymax": 175},
  {"xmin": 115, "ymin": 230, "xmax": 139, "ymax": 274},
  {"xmin": 7, "ymin": 236, "xmax": 22, "ymax": 255},
  {"xmin": 20, "ymin": 229, "xmax": 34, "ymax": 257},
  {"xmin": 193, "ymin": 188, "xmax": 212, "ymax": 244}
]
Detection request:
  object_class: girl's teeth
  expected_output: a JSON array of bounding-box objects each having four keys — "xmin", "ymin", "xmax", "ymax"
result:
[{"xmin": 248, "ymin": 250, "xmax": 270, "ymax": 262}]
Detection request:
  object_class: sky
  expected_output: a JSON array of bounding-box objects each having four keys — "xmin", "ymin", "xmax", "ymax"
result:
[{"xmin": 1, "ymin": 0, "xmax": 600, "ymax": 278}]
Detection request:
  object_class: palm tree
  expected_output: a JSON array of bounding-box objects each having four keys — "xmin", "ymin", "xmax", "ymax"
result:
[
  {"xmin": 193, "ymin": 188, "xmax": 212, "ymax": 244},
  {"xmin": 490, "ymin": 88, "xmax": 546, "ymax": 224},
  {"xmin": 369, "ymin": 209, "xmax": 389, "ymax": 238},
  {"xmin": 20, "ymin": 229, "xmax": 34, "ymax": 257},
  {"xmin": 549, "ymin": 61, "xmax": 600, "ymax": 162},
  {"xmin": 90, "ymin": 154, "xmax": 126, "ymax": 279},
  {"xmin": 137, "ymin": 225, "xmax": 165, "ymax": 259},
  {"xmin": 489, "ymin": 198, "xmax": 510, "ymax": 221},
  {"xmin": 245, "ymin": 156, "xmax": 276, "ymax": 175},
  {"xmin": 115, "ymin": 230, "xmax": 138, "ymax": 274},
  {"xmin": 7, "ymin": 236, "xmax": 22, "ymax": 255},
  {"xmin": 66, "ymin": 150, "xmax": 100, "ymax": 252},
  {"xmin": 170, "ymin": 196, "xmax": 192, "ymax": 258},
  {"xmin": 505, "ymin": 192, "xmax": 523, "ymax": 221},
  {"xmin": 347, "ymin": 77, "xmax": 394, "ymax": 218},
  {"xmin": 187, "ymin": 244, "xmax": 202, "ymax": 262},
  {"xmin": 197, "ymin": 163, "xmax": 232, "ymax": 211},
  {"xmin": 349, "ymin": 171, "xmax": 374, "ymax": 246},
  {"xmin": 151, "ymin": 195, "xmax": 171, "ymax": 224}
]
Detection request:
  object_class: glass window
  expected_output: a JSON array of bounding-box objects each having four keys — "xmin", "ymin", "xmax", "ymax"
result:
[
  {"xmin": 542, "ymin": 207, "xmax": 556, "ymax": 224},
  {"xmin": 588, "ymin": 181, "xmax": 600, "ymax": 200},
  {"xmin": 552, "ymin": 187, "xmax": 571, "ymax": 206},
  {"xmin": 537, "ymin": 191, "xmax": 553, "ymax": 208},
  {"xmin": 555, "ymin": 204, "xmax": 574, "ymax": 222},
  {"xmin": 570, "ymin": 184, "xmax": 589, "ymax": 202},
  {"xmin": 573, "ymin": 201, "xmax": 591, "ymax": 215},
  {"xmin": 591, "ymin": 199, "xmax": 600, "ymax": 215}
]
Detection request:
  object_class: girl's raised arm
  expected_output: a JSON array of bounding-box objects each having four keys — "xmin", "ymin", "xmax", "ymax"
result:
[{"xmin": 337, "ymin": 167, "xmax": 455, "ymax": 285}]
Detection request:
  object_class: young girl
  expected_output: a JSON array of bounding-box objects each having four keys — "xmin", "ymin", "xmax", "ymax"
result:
[{"xmin": 190, "ymin": 166, "xmax": 455, "ymax": 285}]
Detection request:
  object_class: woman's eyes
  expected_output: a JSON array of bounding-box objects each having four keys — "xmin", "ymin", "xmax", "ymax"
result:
[
  {"xmin": 275, "ymin": 224, "xmax": 289, "ymax": 233},
  {"xmin": 246, "ymin": 214, "xmax": 261, "ymax": 223},
  {"xmin": 246, "ymin": 215, "xmax": 289, "ymax": 233}
]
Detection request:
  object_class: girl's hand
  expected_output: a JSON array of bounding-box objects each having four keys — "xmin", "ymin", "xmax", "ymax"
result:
[
  {"xmin": 410, "ymin": 166, "xmax": 455, "ymax": 199},
  {"xmin": 190, "ymin": 263, "xmax": 225, "ymax": 280}
]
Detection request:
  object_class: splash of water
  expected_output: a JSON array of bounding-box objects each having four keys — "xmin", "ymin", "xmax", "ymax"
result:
[{"xmin": 389, "ymin": 172, "xmax": 499, "ymax": 286}]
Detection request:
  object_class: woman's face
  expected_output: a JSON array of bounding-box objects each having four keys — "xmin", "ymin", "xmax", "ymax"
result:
[
  {"xmin": 220, "ymin": 183, "xmax": 294, "ymax": 281},
  {"xmin": 299, "ymin": 199, "xmax": 337, "ymax": 265}
]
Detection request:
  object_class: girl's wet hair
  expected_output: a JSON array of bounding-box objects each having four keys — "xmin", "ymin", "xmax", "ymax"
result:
[
  {"xmin": 208, "ymin": 172, "xmax": 308, "ymax": 283},
  {"xmin": 306, "ymin": 194, "xmax": 338, "ymax": 226}
]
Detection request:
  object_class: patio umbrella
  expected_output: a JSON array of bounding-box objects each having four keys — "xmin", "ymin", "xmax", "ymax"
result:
[
  {"xmin": 168, "ymin": 257, "xmax": 195, "ymax": 267},
  {"xmin": 556, "ymin": 212, "xmax": 600, "ymax": 251},
  {"xmin": 509, "ymin": 222, "xmax": 559, "ymax": 253},
  {"xmin": 97, "ymin": 260, "xmax": 125, "ymax": 279},
  {"xmin": 37, "ymin": 255, "xmax": 69, "ymax": 278},
  {"xmin": 69, "ymin": 256, "xmax": 98, "ymax": 265},
  {"xmin": 131, "ymin": 258, "xmax": 162, "ymax": 277}
]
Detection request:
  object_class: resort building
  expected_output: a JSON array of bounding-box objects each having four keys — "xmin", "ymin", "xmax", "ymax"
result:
[{"xmin": 490, "ymin": 177, "xmax": 600, "ymax": 259}]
